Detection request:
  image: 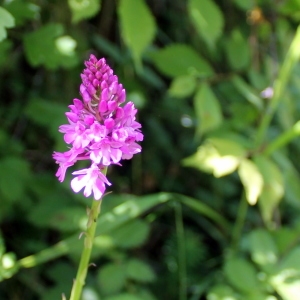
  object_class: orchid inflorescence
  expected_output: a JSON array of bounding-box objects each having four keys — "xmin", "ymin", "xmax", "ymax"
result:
[{"xmin": 53, "ymin": 55, "xmax": 143, "ymax": 200}]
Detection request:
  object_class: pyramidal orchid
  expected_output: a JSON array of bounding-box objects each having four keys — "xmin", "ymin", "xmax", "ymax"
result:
[{"xmin": 53, "ymin": 54, "xmax": 143, "ymax": 199}]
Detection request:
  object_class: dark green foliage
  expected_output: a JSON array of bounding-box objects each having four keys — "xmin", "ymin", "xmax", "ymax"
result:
[{"xmin": 1, "ymin": 0, "xmax": 300, "ymax": 299}]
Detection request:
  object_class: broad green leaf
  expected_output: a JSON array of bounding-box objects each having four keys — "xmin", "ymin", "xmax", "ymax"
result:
[
  {"xmin": 182, "ymin": 138, "xmax": 246, "ymax": 177},
  {"xmin": 68, "ymin": 0, "xmax": 101, "ymax": 23},
  {"xmin": 224, "ymin": 257, "xmax": 259, "ymax": 293},
  {"xmin": 248, "ymin": 229, "xmax": 278, "ymax": 271},
  {"xmin": 151, "ymin": 44, "xmax": 214, "ymax": 78},
  {"xmin": 98, "ymin": 263, "xmax": 127, "ymax": 295},
  {"xmin": 194, "ymin": 83, "xmax": 223, "ymax": 135},
  {"xmin": 207, "ymin": 284, "xmax": 239, "ymax": 300},
  {"xmin": 118, "ymin": 0, "xmax": 156, "ymax": 69},
  {"xmin": 254, "ymin": 156, "xmax": 284, "ymax": 226},
  {"xmin": 238, "ymin": 159, "xmax": 263, "ymax": 205},
  {"xmin": 4, "ymin": 0, "xmax": 39, "ymax": 26},
  {"xmin": 225, "ymin": 29, "xmax": 250, "ymax": 70},
  {"xmin": 109, "ymin": 219, "xmax": 150, "ymax": 248},
  {"xmin": 270, "ymin": 247, "xmax": 300, "ymax": 300},
  {"xmin": 126, "ymin": 259, "xmax": 156, "ymax": 282},
  {"xmin": 168, "ymin": 75, "xmax": 197, "ymax": 98},
  {"xmin": 0, "ymin": 7, "xmax": 15, "ymax": 42},
  {"xmin": 188, "ymin": 0, "xmax": 224, "ymax": 46},
  {"xmin": 23, "ymin": 23, "xmax": 78, "ymax": 69},
  {"xmin": 0, "ymin": 157, "xmax": 31, "ymax": 202}
]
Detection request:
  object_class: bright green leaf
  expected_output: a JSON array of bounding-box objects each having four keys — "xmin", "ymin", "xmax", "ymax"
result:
[
  {"xmin": 126, "ymin": 259, "xmax": 156, "ymax": 282},
  {"xmin": 248, "ymin": 229, "xmax": 278, "ymax": 271},
  {"xmin": 168, "ymin": 75, "xmax": 197, "ymax": 98},
  {"xmin": 194, "ymin": 83, "xmax": 223, "ymax": 135},
  {"xmin": 238, "ymin": 159, "xmax": 263, "ymax": 205},
  {"xmin": 254, "ymin": 156, "xmax": 284, "ymax": 226},
  {"xmin": 182, "ymin": 138, "xmax": 246, "ymax": 177},
  {"xmin": 0, "ymin": 7, "xmax": 15, "ymax": 41},
  {"xmin": 97, "ymin": 263, "xmax": 127, "ymax": 295},
  {"xmin": 55, "ymin": 35, "xmax": 77, "ymax": 56},
  {"xmin": 68, "ymin": 0, "xmax": 101, "ymax": 23},
  {"xmin": 188, "ymin": 0, "xmax": 224, "ymax": 46},
  {"xmin": 118, "ymin": 0, "xmax": 156, "ymax": 69},
  {"xmin": 225, "ymin": 29, "xmax": 250, "ymax": 70},
  {"xmin": 224, "ymin": 257, "xmax": 259, "ymax": 293},
  {"xmin": 151, "ymin": 44, "xmax": 214, "ymax": 78}
]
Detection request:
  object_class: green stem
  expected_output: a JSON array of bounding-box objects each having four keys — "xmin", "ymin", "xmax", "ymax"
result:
[
  {"xmin": 231, "ymin": 194, "xmax": 248, "ymax": 253},
  {"xmin": 255, "ymin": 26, "xmax": 300, "ymax": 148},
  {"xmin": 263, "ymin": 120, "xmax": 300, "ymax": 156},
  {"xmin": 175, "ymin": 202, "xmax": 187, "ymax": 300},
  {"xmin": 69, "ymin": 198, "xmax": 103, "ymax": 300}
]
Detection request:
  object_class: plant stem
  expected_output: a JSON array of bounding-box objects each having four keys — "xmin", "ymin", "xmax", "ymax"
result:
[
  {"xmin": 175, "ymin": 202, "xmax": 187, "ymax": 300},
  {"xmin": 69, "ymin": 198, "xmax": 103, "ymax": 300},
  {"xmin": 255, "ymin": 25, "xmax": 300, "ymax": 148}
]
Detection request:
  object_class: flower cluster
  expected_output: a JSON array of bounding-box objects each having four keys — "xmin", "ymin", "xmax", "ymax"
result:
[{"xmin": 53, "ymin": 55, "xmax": 143, "ymax": 200}]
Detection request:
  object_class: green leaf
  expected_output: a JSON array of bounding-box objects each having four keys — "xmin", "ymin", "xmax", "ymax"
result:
[
  {"xmin": 97, "ymin": 263, "xmax": 127, "ymax": 295},
  {"xmin": 194, "ymin": 83, "xmax": 223, "ymax": 135},
  {"xmin": 104, "ymin": 294, "xmax": 144, "ymax": 300},
  {"xmin": 109, "ymin": 219, "xmax": 150, "ymax": 248},
  {"xmin": 238, "ymin": 159, "xmax": 263, "ymax": 205},
  {"xmin": 270, "ymin": 247, "xmax": 300, "ymax": 300},
  {"xmin": 182, "ymin": 138, "xmax": 246, "ymax": 177},
  {"xmin": 23, "ymin": 23, "xmax": 78, "ymax": 69},
  {"xmin": 118, "ymin": 0, "xmax": 156, "ymax": 69},
  {"xmin": 207, "ymin": 284, "xmax": 240, "ymax": 300},
  {"xmin": 225, "ymin": 29, "xmax": 250, "ymax": 70},
  {"xmin": 151, "ymin": 44, "xmax": 214, "ymax": 78},
  {"xmin": 3, "ymin": 0, "xmax": 39, "ymax": 26},
  {"xmin": 168, "ymin": 75, "xmax": 197, "ymax": 98},
  {"xmin": 0, "ymin": 157, "xmax": 31, "ymax": 202},
  {"xmin": 224, "ymin": 257, "xmax": 259, "ymax": 293},
  {"xmin": 126, "ymin": 259, "xmax": 156, "ymax": 282},
  {"xmin": 248, "ymin": 229, "xmax": 278, "ymax": 271},
  {"xmin": 233, "ymin": 0, "xmax": 253, "ymax": 11},
  {"xmin": 0, "ymin": 7, "xmax": 15, "ymax": 42},
  {"xmin": 0, "ymin": 40, "xmax": 13, "ymax": 67},
  {"xmin": 188, "ymin": 0, "xmax": 224, "ymax": 46},
  {"xmin": 254, "ymin": 156, "xmax": 284, "ymax": 226},
  {"xmin": 68, "ymin": 0, "xmax": 101, "ymax": 23}
]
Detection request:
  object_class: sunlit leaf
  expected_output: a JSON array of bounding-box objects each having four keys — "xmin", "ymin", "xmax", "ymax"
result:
[
  {"xmin": 68, "ymin": 0, "xmax": 101, "ymax": 23},
  {"xmin": 207, "ymin": 284, "xmax": 240, "ymax": 300},
  {"xmin": 238, "ymin": 159, "xmax": 263, "ymax": 205},
  {"xmin": 188, "ymin": 0, "xmax": 224, "ymax": 46},
  {"xmin": 118, "ymin": 0, "xmax": 156, "ymax": 69},
  {"xmin": 183, "ymin": 138, "xmax": 246, "ymax": 177},
  {"xmin": 270, "ymin": 247, "xmax": 300, "ymax": 300},
  {"xmin": 0, "ymin": 7, "xmax": 15, "ymax": 41},
  {"xmin": 194, "ymin": 83, "xmax": 223, "ymax": 135},
  {"xmin": 151, "ymin": 44, "xmax": 214, "ymax": 78},
  {"xmin": 254, "ymin": 156, "xmax": 284, "ymax": 226}
]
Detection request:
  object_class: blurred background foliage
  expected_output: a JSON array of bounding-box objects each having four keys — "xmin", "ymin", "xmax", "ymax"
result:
[{"xmin": 1, "ymin": 0, "xmax": 300, "ymax": 299}]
